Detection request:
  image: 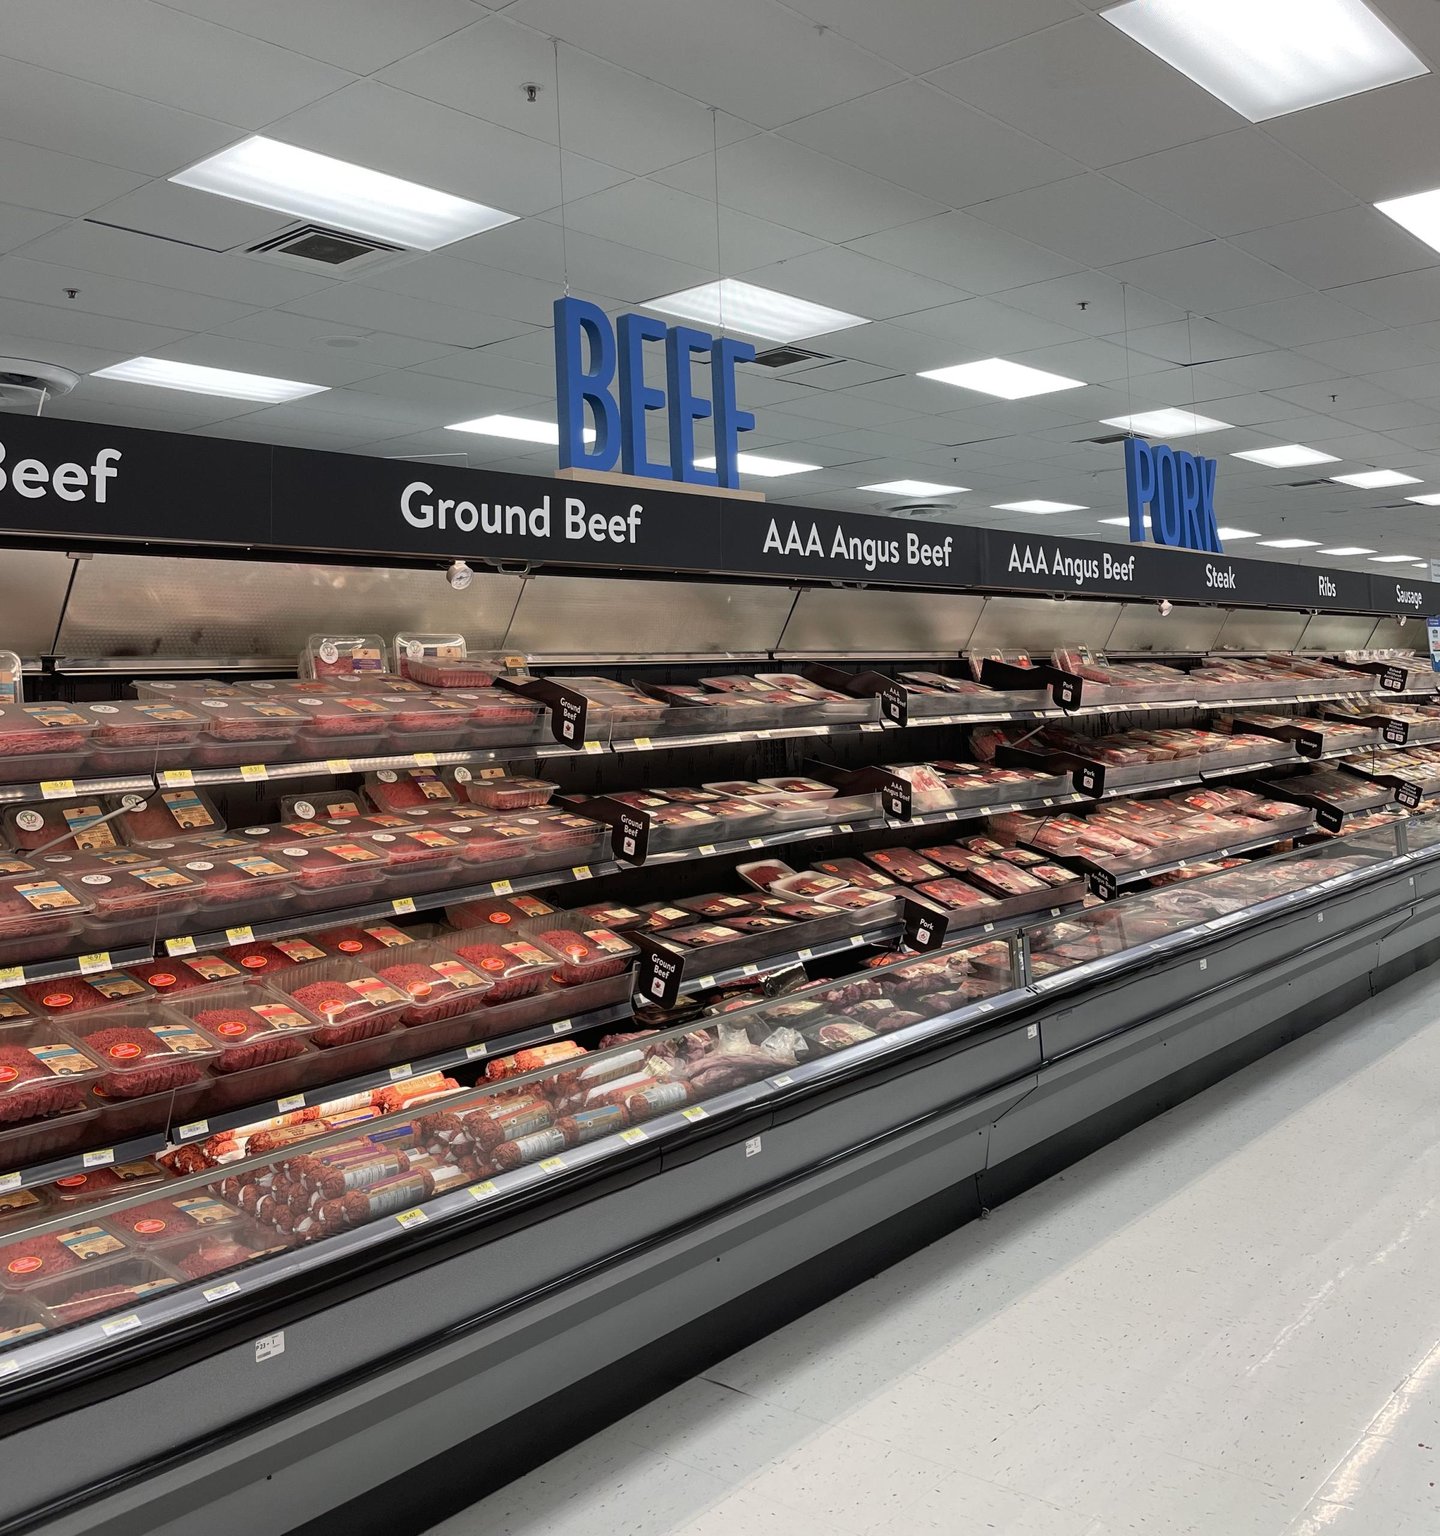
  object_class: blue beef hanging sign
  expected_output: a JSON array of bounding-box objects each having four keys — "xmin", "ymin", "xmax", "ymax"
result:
[
  {"xmin": 1124, "ymin": 438, "xmax": 1222, "ymax": 554},
  {"xmin": 554, "ymin": 296, "xmax": 756, "ymax": 489}
]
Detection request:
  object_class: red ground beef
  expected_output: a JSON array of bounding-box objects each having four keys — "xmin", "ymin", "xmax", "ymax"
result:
[
  {"xmin": 77, "ymin": 1021, "xmax": 216, "ymax": 1098},
  {"xmin": 310, "ymin": 924, "xmax": 414, "ymax": 957},
  {"xmin": 0, "ymin": 1039, "xmax": 95, "ymax": 1122},
  {"xmin": 534, "ymin": 928, "xmax": 634, "ymax": 985},
  {"xmin": 453, "ymin": 942, "xmax": 548, "ymax": 1003},
  {"xmin": 175, "ymin": 1235, "xmax": 268, "ymax": 1279},
  {"xmin": 107, "ymin": 1193, "xmax": 238, "ymax": 1244},
  {"xmin": 364, "ymin": 770, "xmax": 456, "ymax": 812},
  {"xmin": 284, "ymin": 975, "xmax": 405, "ymax": 1047},
  {"xmin": 126, "ymin": 955, "xmax": 244, "ymax": 992},
  {"xmin": 0, "ymin": 1226, "xmax": 124, "ymax": 1287},
  {"xmin": 225, "ymin": 942, "xmax": 301, "ymax": 976},
  {"xmin": 465, "ymin": 778, "xmax": 557, "ymax": 811},
  {"xmin": 192, "ymin": 1004, "xmax": 311, "ymax": 1073},
  {"xmin": 375, "ymin": 958, "xmax": 489, "ymax": 1025}
]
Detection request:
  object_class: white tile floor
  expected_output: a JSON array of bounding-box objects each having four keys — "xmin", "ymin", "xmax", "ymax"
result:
[{"xmin": 425, "ymin": 967, "xmax": 1440, "ymax": 1535}]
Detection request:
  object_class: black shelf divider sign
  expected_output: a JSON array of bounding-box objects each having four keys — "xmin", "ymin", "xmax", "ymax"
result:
[
  {"xmin": 1383, "ymin": 719, "xmax": 1410, "ymax": 747},
  {"xmin": 902, "ymin": 897, "xmax": 949, "ymax": 952},
  {"xmin": 500, "ymin": 677, "xmax": 590, "ymax": 748},
  {"xmin": 1397, "ymin": 781, "xmax": 1425, "ymax": 809},
  {"xmin": 802, "ymin": 759, "xmax": 912, "ymax": 821},
  {"xmin": 1072, "ymin": 760, "xmax": 1106, "ymax": 798},
  {"xmin": 634, "ymin": 932, "xmax": 685, "ymax": 1009},
  {"xmin": 1086, "ymin": 867, "xmax": 1120, "ymax": 901},
  {"xmin": 1315, "ymin": 804, "xmax": 1346, "ymax": 834},
  {"xmin": 978, "ymin": 658, "xmax": 1083, "ymax": 711},
  {"xmin": 579, "ymin": 797, "xmax": 651, "ymax": 864}
]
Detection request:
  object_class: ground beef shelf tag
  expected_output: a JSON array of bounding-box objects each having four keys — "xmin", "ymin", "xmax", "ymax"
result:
[{"xmin": 634, "ymin": 933, "xmax": 685, "ymax": 1009}]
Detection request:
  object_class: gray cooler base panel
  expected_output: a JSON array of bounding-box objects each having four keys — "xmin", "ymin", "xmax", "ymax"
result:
[{"xmin": 9, "ymin": 862, "xmax": 1439, "ymax": 1536}]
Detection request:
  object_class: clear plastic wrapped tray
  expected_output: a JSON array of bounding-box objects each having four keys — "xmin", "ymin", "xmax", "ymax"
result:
[
  {"xmin": 364, "ymin": 769, "xmax": 457, "ymax": 814},
  {"xmin": 26, "ymin": 1256, "xmax": 178, "ymax": 1323},
  {"xmin": 171, "ymin": 987, "xmax": 319, "ymax": 1074},
  {"xmin": 462, "ymin": 776, "xmax": 557, "ymax": 811},
  {"xmin": 0, "ymin": 1223, "xmax": 132, "ymax": 1291},
  {"xmin": 66, "ymin": 860, "xmax": 201, "ymax": 947},
  {"xmin": 445, "ymin": 936, "xmax": 551, "ymax": 1003},
  {"xmin": 530, "ymin": 926, "xmax": 637, "ymax": 986},
  {"xmin": 301, "ymin": 633, "xmax": 391, "ymax": 682},
  {"xmin": 124, "ymin": 953, "xmax": 248, "ymax": 993},
  {"xmin": 103, "ymin": 1191, "xmax": 242, "ymax": 1247},
  {"xmin": 0, "ymin": 1022, "xmax": 103, "ymax": 1124},
  {"xmin": 22, "ymin": 970, "xmax": 156, "ymax": 1019},
  {"xmin": 66, "ymin": 1007, "xmax": 221, "ymax": 1099},
  {"xmin": 270, "ymin": 959, "xmax": 410, "ymax": 1049},
  {"xmin": 84, "ymin": 702, "xmax": 205, "ymax": 772},
  {"xmin": 380, "ymin": 695, "xmax": 475, "ymax": 750},
  {"xmin": 0, "ymin": 703, "xmax": 95, "ymax": 773},
  {"xmin": 118, "ymin": 787, "xmax": 226, "ymax": 846},
  {"xmin": 0, "ymin": 871, "xmax": 92, "ymax": 964},
  {"xmin": 393, "ymin": 633, "xmax": 466, "ymax": 682},
  {"xmin": 173, "ymin": 851, "xmax": 300, "ymax": 924},
  {"xmin": 276, "ymin": 840, "xmax": 389, "ymax": 912},
  {"xmin": 371, "ymin": 944, "xmax": 493, "ymax": 1026},
  {"xmin": 5, "ymin": 800, "xmax": 122, "ymax": 855}
]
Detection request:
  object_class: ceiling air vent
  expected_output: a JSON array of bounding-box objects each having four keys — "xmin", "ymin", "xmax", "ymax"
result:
[
  {"xmin": 889, "ymin": 502, "xmax": 956, "ymax": 518},
  {"xmin": 751, "ymin": 345, "xmax": 823, "ymax": 369},
  {"xmin": 245, "ymin": 223, "xmax": 405, "ymax": 274},
  {"xmin": 1085, "ymin": 432, "xmax": 1131, "ymax": 447},
  {"xmin": 1285, "ymin": 478, "xmax": 1334, "ymax": 489}
]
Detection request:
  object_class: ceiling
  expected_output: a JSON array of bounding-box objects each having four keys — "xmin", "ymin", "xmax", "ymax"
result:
[{"xmin": 5, "ymin": 0, "xmax": 1440, "ymax": 575}]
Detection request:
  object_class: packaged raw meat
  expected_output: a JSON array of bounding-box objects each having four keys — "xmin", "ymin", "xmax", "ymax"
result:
[
  {"xmin": 449, "ymin": 939, "xmax": 551, "ymax": 1003},
  {"xmin": 31, "ymin": 1256, "xmax": 178, "ymax": 1321},
  {"xmin": 66, "ymin": 860, "xmax": 200, "ymax": 946},
  {"xmin": 403, "ymin": 655, "xmax": 515, "ymax": 689},
  {"xmin": 483, "ymin": 1039, "xmax": 587, "ymax": 1084},
  {"xmin": 274, "ymin": 960, "xmax": 409, "ymax": 1048},
  {"xmin": 735, "ymin": 860, "xmax": 797, "ymax": 892},
  {"xmin": 0, "ymin": 652, "xmax": 20, "ymax": 707},
  {"xmin": 69, "ymin": 1010, "xmax": 222, "ymax": 1098},
  {"xmin": 373, "ymin": 947, "xmax": 492, "ymax": 1025},
  {"xmin": 161, "ymin": 1227, "xmax": 283, "ymax": 1281},
  {"xmin": 444, "ymin": 893, "xmax": 559, "ymax": 930},
  {"xmin": 193, "ymin": 696, "xmax": 307, "ymax": 742},
  {"xmin": 289, "ymin": 695, "xmax": 396, "ymax": 747},
  {"xmin": 393, "ymin": 633, "xmax": 466, "ymax": 682},
  {"xmin": 86, "ymin": 700, "xmax": 204, "ymax": 753},
  {"xmin": 770, "ymin": 871, "xmax": 853, "ymax": 899},
  {"xmin": 5, "ymin": 801, "xmax": 121, "ymax": 854},
  {"xmin": 125, "ymin": 953, "xmax": 247, "ymax": 992},
  {"xmin": 757, "ymin": 776, "xmax": 835, "ymax": 799},
  {"xmin": 308, "ymin": 923, "xmax": 415, "ymax": 958},
  {"xmin": 0, "ymin": 871, "xmax": 91, "ymax": 960},
  {"xmin": 119, "ymin": 788, "xmax": 226, "ymax": 846},
  {"xmin": 0, "ymin": 1024, "xmax": 103, "ymax": 1123},
  {"xmin": 532, "ymin": 927, "xmax": 637, "ymax": 985},
  {"xmin": 0, "ymin": 702, "xmax": 95, "ymax": 759},
  {"xmin": 911, "ymin": 878, "xmax": 1004, "ymax": 913},
  {"xmin": 363, "ymin": 769, "xmax": 457, "ymax": 814},
  {"xmin": 664, "ymin": 923, "xmax": 744, "ymax": 951},
  {"xmin": 280, "ymin": 791, "xmax": 366, "ymax": 822},
  {"xmin": 301, "ymin": 634, "xmax": 390, "ymax": 681},
  {"xmin": 0, "ymin": 1225, "xmax": 130, "ymax": 1290},
  {"xmin": 381, "ymin": 694, "xmax": 475, "ymax": 748},
  {"xmin": 106, "ymin": 1192, "xmax": 241, "ymax": 1246},
  {"xmin": 864, "ymin": 848, "xmax": 948, "ymax": 885},
  {"xmin": 463, "ymin": 776, "xmax": 557, "ymax": 811},
  {"xmin": 277, "ymin": 840, "xmax": 389, "ymax": 911},
  {"xmin": 174, "ymin": 851, "xmax": 298, "ymax": 920},
  {"xmin": 223, "ymin": 941, "xmax": 306, "ymax": 976},
  {"xmin": 812, "ymin": 857, "xmax": 897, "ymax": 890},
  {"xmin": 965, "ymin": 860, "xmax": 1048, "ymax": 898},
  {"xmin": 48, "ymin": 1159, "xmax": 165, "ymax": 1204},
  {"xmin": 178, "ymin": 988, "xmax": 319, "ymax": 1073}
]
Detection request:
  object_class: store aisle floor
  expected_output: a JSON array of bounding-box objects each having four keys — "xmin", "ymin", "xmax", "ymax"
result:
[{"xmin": 425, "ymin": 968, "xmax": 1440, "ymax": 1536}]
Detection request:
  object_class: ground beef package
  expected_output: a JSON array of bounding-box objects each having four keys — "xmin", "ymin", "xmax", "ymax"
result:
[
  {"xmin": 70, "ymin": 1011, "xmax": 221, "ymax": 1098},
  {"xmin": 449, "ymin": 939, "xmax": 551, "ymax": 1003},
  {"xmin": 118, "ymin": 788, "xmax": 226, "ymax": 846},
  {"xmin": 374, "ymin": 948, "xmax": 493, "ymax": 1025},
  {"xmin": 0, "ymin": 1025, "xmax": 103, "ymax": 1123},
  {"xmin": 180, "ymin": 988, "xmax": 320, "ymax": 1073},
  {"xmin": 0, "ymin": 703, "xmax": 96, "ymax": 760},
  {"xmin": 106, "ymin": 1192, "xmax": 241, "ymax": 1245},
  {"xmin": 532, "ymin": 927, "xmax": 637, "ymax": 985},
  {"xmin": 364, "ymin": 769, "xmax": 457, "ymax": 813},
  {"xmin": 273, "ymin": 960, "xmax": 410, "ymax": 1048}
]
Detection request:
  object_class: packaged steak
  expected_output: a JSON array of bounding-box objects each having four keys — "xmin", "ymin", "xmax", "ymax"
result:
[
  {"xmin": 916, "ymin": 845, "xmax": 985, "ymax": 874},
  {"xmin": 0, "ymin": 1024, "xmax": 103, "ymax": 1123},
  {"xmin": 119, "ymin": 788, "xmax": 226, "ymax": 846},
  {"xmin": 272, "ymin": 961, "xmax": 410, "ymax": 1048},
  {"xmin": 912, "ymin": 878, "xmax": 1003, "ymax": 913},
  {"xmin": 965, "ymin": 860, "xmax": 1048, "ymax": 898},
  {"xmin": 678, "ymin": 893, "xmax": 759, "ymax": 919},
  {"xmin": 463, "ymin": 777, "xmax": 557, "ymax": 811},
  {"xmin": 567, "ymin": 901, "xmax": 646, "ymax": 931},
  {"xmin": 812, "ymin": 857, "xmax": 897, "ymax": 890},
  {"xmin": 5, "ymin": 801, "xmax": 121, "ymax": 854},
  {"xmin": 735, "ymin": 860, "xmax": 798, "ymax": 892},
  {"xmin": 373, "ymin": 948, "xmax": 492, "ymax": 1025},
  {"xmin": 179, "ymin": 989, "xmax": 318, "ymax": 1073},
  {"xmin": 635, "ymin": 904, "xmax": 697, "ymax": 933},
  {"xmin": 71, "ymin": 1010, "xmax": 221, "ymax": 1098},
  {"xmin": 301, "ymin": 634, "xmax": 390, "ymax": 681},
  {"xmin": 822, "ymin": 887, "xmax": 897, "ymax": 912},
  {"xmin": 533, "ymin": 928, "xmax": 637, "ymax": 985},
  {"xmin": 450, "ymin": 938, "xmax": 552, "ymax": 1003},
  {"xmin": 664, "ymin": 924, "xmax": 743, "ymax": 951},
  {"xmin": 802, "ymin": 1018, "xmax": 877, "ymax": 1052},
  {"xmin": 757, "ymin": 776, "xmax": 835, "ymax": 799},
  {"xmin": 864, "ymin": 848, "xmax": 947, "ymax": 884},
  {"xmin": 770, "ymin": 871, "xmax": 852, "ymax": 899}
]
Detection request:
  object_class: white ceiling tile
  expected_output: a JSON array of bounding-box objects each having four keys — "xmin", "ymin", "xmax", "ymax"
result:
[
  {"xmin": 270, "ymin": 81, "xmax": 626, "ymax": 220},
  {"xmin": 81, "ymin": 182, "xmax": 296, "ymax": 253},
  {"xmin": 1105, "ymin": 242, "xmax": 1309, "ymax": 312},
  {"xmin": 559, "ymin": 180, "xmax": 821, "ymax": 274},
  {"xmin": 144, "ymin": 333, "xmax": 387, "ymax": 388},
  {"xmin": 0, "ymin": 295, "xmax": 188, "ymax": 356},
  {"xmin": 1213, "ymin": 293, "xmax": 1389, "ymax": 349},
  {"xmin": 769, "ymin": 358, "xmax": 897, "ymax": 391},
  {"xmin": 966, "ymin": 174, "xmax": 1207, "ymax": 269},
  {"xmin": 655, "ymin": 137, "xmax": 945, "ymax": 245},
  {"xmin": 0, "ymin": 137, "xmax": 146, "ymax": 219},
  {"xmin": 736, "ymin": 245, "xmax": 963, "ymax": 321},
  {"xmin": 0, "ymin": 331, "xmax": 125, "ymax": 375},
  {"xmin": 1232, "ymin": 205, "xmax": 1440, "ymax": 290},
  {"xmin": 447, "ymin": 221, "xmax": 712, "ymax": 305},
  {"xmin": 351, "ymin": 364, "xmax": 546, "ymax": 412},
  {"xmin": 1106, "ymin": 129, "xmax": 1356, "ymax": 238},
  {"xmin": 1119, "ymin": 317, "xmax": 1270, "ymax": 366},
  {"xmin": 509, "ymin": 0, "xmax": 903, "ymax": 129},
  {"xmin": 1302, "ymin": 329, "xmax": 1440, "ymax": 374},
  {"xmin": 379, "ymin": 17, "xmax": 746, "ymax": 178},
  {"xmin": 1264, "ymin": 74, "xmax": 1440, "ymax": 204},
  {"xmin": 1271, "ymin": 379, "xmax": 1404, "ymax": 414},
  {"xmin": 1358, "ymin": 365, "xmax": 1440, "ymax": 402},
  {"xmin": 204, "ymin": 401, "xmax": 405, "ymax": 445},
  {"xmin": 1012, "ymin": 336, "xmax": 1169, "ymax": 385},
  {"xmin": 0, "ymin": 0, "xmax": 354, "ymax": 126},
  {"xmin": 292, "ymin": 383, "xmax": 472, "ymax": 428},
  {"xmin": 781, "ymin": 83, "xmax": 1082, "ymax": 207},
  {"xmin": 928, "ymin": 15, "xmax": 1241, "ymax": 169},
  {"xmin": 0, "ymin": 255, "xmax": 254, "ymax": 331},
  {"xmin": 998, "ymin": 272, "xmax": 1184, "ymax": 336},
  {"xmin": 48, "ymin": 393, "xmax": 248, "ymax": 431},
  {"xmin": 1327, "ymin": 401, "xmax": 1438, "ymax": 431},
  {"xmin": 761, "ymin": 389, "xmax": 918, "ymax": 429},
  {"xmin": 803, "ymin": 321, "xmax": 961, "ymax": 375},
  {"xmin": 1327, "ymin": 268, "xmax": 1440, "ymax": 329},
  {"xmin": 20, "ymin": 220, "xmax": 335, "ymax": 307},
  {"xmin": 280, "ymin": 285, "xmax": 536, "ymax": 349},
  {"xmin": 157, "ymin": 0, "xmax": 483, "ymax": 74},
  {"xmin": 890, "ymin": 297, "xmax": 1088, "ymax": 353},
  {"xmin": 846, "ymin": 211, "xmax": 1079, "ymax": 296},
  {"xmin": 777, "ymin": 0, "xmax": 1074, "ymax": 73},
  {"xmin": 0, "ymin": 57, "xmax": 235, "ymax": 177},
  {"xmin": 1190, "ymin": 350, "xmax": 1341, "ymax": 392},
  {"xmin": 0, "ymin": 203, "xmax": 66, "ymax": 256},
  {"xmin": 361, "ymin": 253, "xmax": 563, "ymax": 327}
]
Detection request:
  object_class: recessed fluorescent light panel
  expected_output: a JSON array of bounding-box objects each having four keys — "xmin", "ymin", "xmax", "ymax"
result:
[
  {"xmin": 1331, "ymin": 469, "xmax": 1422, "ymax": 488},
  {"xmin": 1101, "ymin": 0, "xmax": 1427, "ymax": 123},
  {"xmin": 171, "ymin": 136, "xmax": 515, "ymax": 251},
  {"xmin": 1371, "ymin": 553, "xmax": 1419, "ymax": 562},
  {"xmin": 1101, "ymin": 409, "xmax": 1233, "ymax": 436},
  {"xmin": 1232, "ymin": 444, "xmax": 1339, "ymax": 468},
  {"xmin": 446, "ymin": 415, "xmax": 595, "ymax": 445},
  {"xmin": 920, "ymin": 358, "xmax": 1084, "ymax": 399},
  {"xmin": 1100, "ymin": 515, "xmax": 1147, "ymax": 527},
  {"xmin": 992, "ymin": 500, "xmax": 1089, "ymax": 514},
  {"xmin": 1407, "ymin": 493, "xmax": 1440, "ymax": 506},
  {"xmin": 91, "ymin": 356, "xmax": 327, "ymax": 403},
  {"xmin": 645, "ymin": 279, "xmax": 865, "ymax": 344},
  {"xmin": 1259, "ymin": 538, "xmax": 1320, "ymax": 548},
  {"xmin": 1216, "ymin": 527, "xmax": 1259, "ymax": 539},
  {"xmin": 1319, "ymin": 546, "xmax": 1375, "ymax": 556},
  {"xmin": 695, "ymin": 453, "xmax": 818, "ymax": 478},
  {"xmin": 861, "ymin": 480, "xmax": 967, "ymax": 497},
  {"xmin": 1377, "ymin": 188, "xmax": 1440, "ymax": 256}
]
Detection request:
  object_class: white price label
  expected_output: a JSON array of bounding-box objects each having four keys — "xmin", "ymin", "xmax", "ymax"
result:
[
  {"xmin": 769, "ymin": 1074, "xmax": 794, "ymax": 1088},
  {"xmin": 277, "ymin": 1094, "xmax": 306, "ymax": 1112},
  {"xmin": 491, "ymin": 878, "xmax": 513, "ymax": 895},
  {"xmin": 0, "ymin": 1359, "xmax": 18, "ymax": 1378},
  {"xmin": 166, "ymin": 936, "xmax": 197, "ymax": 957},
  {"xmin": 413, "ymin": 752, "xmax": 438, "ymax": 768},
  {"xmin": 0, "ymin": 1173, "xmax": 21, "ymax": 1194},
  {"xmin": 619, "ymin": 1128, "xmax": 648, "ymax": 1145},
  {"xmin": 388, "ymin": 1064, "xmax": 413, "ymax": 1082},
  {"xmin": 101, "ymin": 1313, "xmax": 142, "ymax": 1337},
  {"xmin": 464, "ymin": 1042, "xmax": 489, "ymax": 1060},
  {"xmin": 82, "ymin": 1148, "xmax": 115, "ymax": 1168},
  {"xmin": 748, "ymin": 837, "xmax": 766, "ymax": 849},
  {"xmin": 176, "ymin": 1120, "xmax": 209, "ymax": 1141},
  {"xmin": 77, "ymin": 952, "xmax": 111, "ymax": 976},
  {"xmin": 551, "ymin": 1019, "xmax": 573, "ymax": 1035},
  {"xmin": 325, "ymin": 758, "xmax": 352, "ymax": 774},
  {"xmin": 225, "ymin": 925, "xmax": 254, "ymax": 946},
  {"xmin": 395, "ymin": 1207, "xmax": 428, "ymax": 1229},
  {"xmin": 391, "ymin": 897, "xmax": 417, "ymax": 915},
  {"xmin": 698, "ymin": 844, "xmax": 717, "ymax": 856},
  {"xmin": 254, "ymin": 1330, "xmax": 285, "ymax": 1363},
  {"xmin": 203, "ymin": 1280, "xmax": 241, "ymax": 1303},
  {"xmin": 0, "ymin": 967, "xmax": 24, "ymax": 987},
  {"xmin": 745, "ymin": 1136, "xmax": 763, "ymax": 1158},
  {"xmin": 796, "ymin": 947, "xmax": 815, "ymax": 961}
]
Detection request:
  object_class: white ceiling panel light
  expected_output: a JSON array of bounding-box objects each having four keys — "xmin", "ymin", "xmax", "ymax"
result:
[
  {"xmin": 1101, "ymin": 409, "xmax": 1233, "ymax": 436},
  {"xmin": 862, "ymin": 480, "xmax": 968, "ymax": 496},
  {"xmin": 992, "ymin": 500, "xmax": 1089, "ymax": 514},
  {"xmin": 1232, "ymin": 444, "xmax": 1340, "ymax": 468},
  {"xmin": 1406, "ymin": 493, "xmax": 1440, "ymax": 506},
  {"xmin": 1330, "ymin": 469, "xmax": 1422, "ymax": 488},
  {"xmin": 1377, "ymin": 188, "xmax": 1440, "ymax": 256},
  {"xmin": 90, "ymin": 357, "xmax": 327, "ymax": 403},
  {"xmin": 1318, "ymin": 546, "xmax": 1376, "ymax": 555},
  {"xmin": 446, "ymin": 415, "xmax": 596, "ymax": 445},
  {"xmin": 1258, "ymin": 537, "xmax": 1321, "ymax": 548},
  {"xmin": 1216, "ymin": 527, "xmax": 1260, "ymax": 539},
  {"xmin": 920, "ymin": 358, "xmax": 1085, "ymax": 400},
  {"xmin": 1101, "ymin": 0, "xmax": 1427, "ymax": 123},
  {"xmin": 171, "ymin": 136, "xmax": 516, "ymax": 252},
  {"xmin": 645, "ymin": 280, "xmax": 866, "ymax": 343},
  {"xmin": 1100, "ymin": 515, "xmax": 1144, "ymax": 527},
  {"xmin": 695, "ymin": 453, "xmax": 819, "ymax": 477},
  {"xmin": 1371, "ymin": 553, "xmax": 1419, "ymax": 562}
]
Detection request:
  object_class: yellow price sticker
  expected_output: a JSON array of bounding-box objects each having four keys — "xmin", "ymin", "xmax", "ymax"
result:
[
  {"xmin": 571, "ymin": 864, "xmax": 591, "ymax": 881},
  {"xmin": 619, "ymin": 1128, "xmax": 648, "ymax": 1145},
  {"xmin": 392, "ymin": 896, "xmax": 417, "ymax": 915},
  {"xmin": 0, "ymin": 967, "xmax": 19, "ymax": 990},
  {"xmin": 698, "ymin": 844, "xmax": 717, "ymax": 856},
  {"xmin": 633, "ymin": 737, "xmax": 653, "ymax": 750},
  {"xmin": 166, "ymin": 936, "xmax": 196, "ymax": 957},
  {"xmin": 413, "ymin": 752, "xmax": 438, "ymax": 768},
  {"xmin": 39, "ymin": 779, "xmax": 75, "ymax": 800},
  {"xmin": 77, "ymin": 953, "xmax": 111, "ymax": 976},
  {"xmin": 491, "ymin": 878, "xmax": 513, "ymax": 895},
  {"xmin": 277, "ymin": 1094, "xmax": 306, "ymax": 1112},
  {"xmin": 539, "ymin": 1156, "xmax": 566, "ymax": 1173},
  {"xmin": 395, "ymin": 1208, "xmax": 428, "ymax": 1229},
  {"xmin": 325, "ymin": 758, "xmax": 352, "ymax": 774},
  {"xmin": 681, "ymin": 1106, "xmax": 708, "ymax": 1122},
  {"xmin": 160, "ymin": 768, "xmax": 196, "ymax": 788},
  {"xmin": 225, "ymin": 925, "xmax": 254, "ymax": 945},
  {"xmin": 468, "ymin": 1180, "xmax": 499, "ymax": 1200},
  {"xmin": 239, "ymin": 764, "xmax": 268, "ymax": 782},
  {"xmin": 583, "ymin": 740, "xmax": 603, "ymax": 754},
  {"xmin": 748, "ymin": 837, "xmax": 766, "ymax": 849}
]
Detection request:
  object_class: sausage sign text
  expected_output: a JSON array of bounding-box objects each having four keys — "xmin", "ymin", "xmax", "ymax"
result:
[
  {"xmin": 1125, "ymin": 438, "xmax": 1223, "ymax": 554},
  {"xmin": 555, "ymin": 296, "xmax": 756, "ymax": 489}
]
